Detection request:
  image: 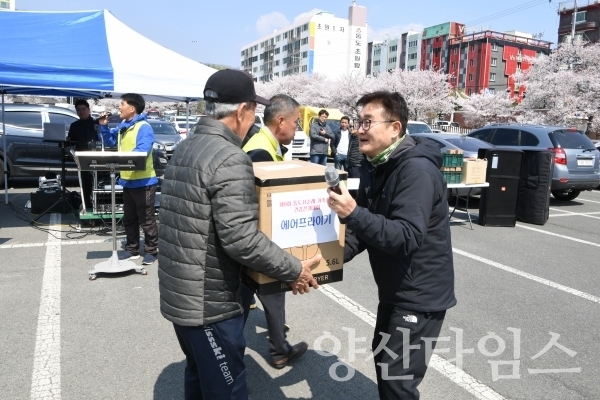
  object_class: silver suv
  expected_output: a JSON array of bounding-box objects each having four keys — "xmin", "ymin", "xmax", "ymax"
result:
[
  {"xmin": 0, "ymin": 104, "xmax": 79, "ymax": 186},
  {"xmin": 468, "ymin": 124, "xmax": 600, "ymax": 201}
]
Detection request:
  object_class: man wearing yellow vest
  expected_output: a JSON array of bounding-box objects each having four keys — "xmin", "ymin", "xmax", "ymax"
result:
[
  {"xmin": 98, "ymin": 93, "xmax": 159, "ymax": 266},
  {"xmin": 241, "ymin": 94, "xmax": 308, "ymax": 369}
]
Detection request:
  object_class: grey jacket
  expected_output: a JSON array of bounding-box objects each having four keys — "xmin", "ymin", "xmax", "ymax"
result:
[
  {"xmin": 309, "ymin": 120, "xmax": 334, "ymax": 156},
  {"xmin": 158, "ymin": 118, "xmax": 302, "ymax": 326}
]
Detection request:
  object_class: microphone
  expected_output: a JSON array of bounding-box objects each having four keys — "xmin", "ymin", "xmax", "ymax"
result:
[{"xmin": 325, "ymin": 166, "xmax": 342, "ymax": 195}]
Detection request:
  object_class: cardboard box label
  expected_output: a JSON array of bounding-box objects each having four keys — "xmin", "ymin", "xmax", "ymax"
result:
[{"xmin": 271, "ymin": 189, "xmax": 340, "ymax": 248}]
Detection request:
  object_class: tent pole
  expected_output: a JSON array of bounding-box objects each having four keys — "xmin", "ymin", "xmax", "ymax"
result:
[{"xmin": 2, "ymin": 92, "xmax": 7, "ymax": 204}]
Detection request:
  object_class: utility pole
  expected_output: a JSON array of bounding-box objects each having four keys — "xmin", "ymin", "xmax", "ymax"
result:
[{"xmin": 571, "ymin": 0, "xmax": 578, "ymax": 43}]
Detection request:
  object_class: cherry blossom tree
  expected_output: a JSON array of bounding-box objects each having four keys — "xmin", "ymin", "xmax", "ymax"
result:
[
  {"xmin": 514, "ymin": 40, "xmax": 600, "ymax": 131},
  {"xmin": 455, "ymin": 90, "xmax": 516, "ymax": 128}
]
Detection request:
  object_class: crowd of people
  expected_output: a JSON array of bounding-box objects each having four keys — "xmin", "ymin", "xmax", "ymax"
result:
[{"xmin": 68, "ymin": 69, "xmax": 456, "ymax": 400}]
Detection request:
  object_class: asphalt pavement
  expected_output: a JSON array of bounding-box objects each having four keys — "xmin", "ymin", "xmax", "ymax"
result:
[{"xmin": 1, "ymin": 177, "xmax": 599, "ymax": 400}]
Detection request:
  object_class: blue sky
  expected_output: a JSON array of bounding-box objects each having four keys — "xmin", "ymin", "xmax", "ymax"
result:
[{"xmin": 18, "ymin": 0, "xmax": 562, "ymax": 68}]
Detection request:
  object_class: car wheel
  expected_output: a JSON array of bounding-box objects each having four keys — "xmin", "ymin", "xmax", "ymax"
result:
[{"xmin": 551, "ymin": 189, "xmax": 581, "ymax": 201}]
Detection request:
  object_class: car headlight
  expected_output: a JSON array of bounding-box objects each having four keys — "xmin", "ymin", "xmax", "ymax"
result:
[{"xmin": 153, "ymin": 142, "xmax": 166, "ymax": 151}]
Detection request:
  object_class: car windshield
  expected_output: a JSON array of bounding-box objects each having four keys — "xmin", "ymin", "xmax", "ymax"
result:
[
  {"xmin": 407, "ymin": 123, "xmax": 432, "ymax": 133},
  {"xmin": 445, "ymin": 138, "xmax": 492, "ymax": 152},
  {"xmin": 549, "ymin": 130, "xmax": 595, "ymax": 149},
  {"xmin": 150, "ymin": 123, "xmax": 179, "ymax": 135}
]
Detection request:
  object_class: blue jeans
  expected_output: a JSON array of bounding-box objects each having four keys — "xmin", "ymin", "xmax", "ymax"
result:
[
  {"xmin": 173, "ymin": 315, "xmax": 248, "ymax": 400},
  {"xmin": 310, "ymin": 154, "xmax": 328, "ymax": 165},
  {"xmin": 334, "ymin": 154, "xmax": 348, "ymax": 170}
]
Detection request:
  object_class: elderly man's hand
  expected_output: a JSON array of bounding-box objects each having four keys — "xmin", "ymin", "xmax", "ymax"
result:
[
  {"xmin": 291, "ymin": 254, "xmax": 321, "ymax": 295},
  {"xmin": 327, "ymin": 182, "xmax": 356, "ymax": 219}
]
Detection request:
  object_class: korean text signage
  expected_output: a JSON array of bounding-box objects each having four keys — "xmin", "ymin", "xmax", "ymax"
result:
[{"xmin": 271, "ymin": 189, "xmax": 340, "ymax": 248}]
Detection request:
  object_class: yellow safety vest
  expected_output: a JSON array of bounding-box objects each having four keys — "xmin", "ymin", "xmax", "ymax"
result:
[
  {"xmin": 242, "ymin": 126, "xmax": 284, "ymax": 161},
  {"xmin": 118, "ymin": 121, "xmax": 156, "ymax": 181}
]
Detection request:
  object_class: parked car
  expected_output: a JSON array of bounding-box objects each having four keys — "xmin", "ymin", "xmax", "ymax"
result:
[
  {"xmin": 145, "ymin": 120, "xmax": 182, "ymax": 159},
  {"xmin": 406, "ymin": 121, "xmax": 433, "ymax": 134},
  {"xmin": 434, "ymin": 121, "xmax": 460, "ymax": 131},
  {"xmin": 408, "ymin": 132, "xmax": 494, "ymax": 159},
  {"xmin": 0, "ymin": 104, "xmax": 167, "ymax": 186},
  {"xmin": 468, "ymin": 124, "xmax": 600, "ymax": 200}
]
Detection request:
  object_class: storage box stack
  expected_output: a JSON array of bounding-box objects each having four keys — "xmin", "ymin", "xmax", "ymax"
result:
[{"xmin": 441, "ymin": 149, "xmax": 463, "ymax": 184}]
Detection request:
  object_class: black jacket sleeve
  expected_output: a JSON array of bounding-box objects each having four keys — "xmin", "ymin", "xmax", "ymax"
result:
[{"xmin": 344, "ymin": 166, "xmax": 440, "ymax": 258}]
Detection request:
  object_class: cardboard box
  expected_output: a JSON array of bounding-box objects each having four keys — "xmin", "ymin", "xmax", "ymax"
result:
[
  {"xmin": 243, "ymin": 160, "xmax": 347, "ymax": 295},
  {"xmin": 462, "ymin": 158, "xmax": 487, "ymax": 184}
]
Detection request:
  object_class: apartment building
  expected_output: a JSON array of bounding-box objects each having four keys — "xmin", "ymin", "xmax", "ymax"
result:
[
  {"xmin": 240, "ymin": 2, "xmax": 367, "ymax": 82},
  {"xmin": 557, "ymin": 0, "xmax": 600, "ymax": 44}
]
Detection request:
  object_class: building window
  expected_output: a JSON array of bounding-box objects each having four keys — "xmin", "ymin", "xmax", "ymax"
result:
[
  {"xmin": 452, "ymin": 62, "xmax": 457, "ymax": 69},
  {"xmin": 517, "ymin": 62, "xmax": 522, "ymax": 70},
  {"xmin": 301, "ymin": 37, "xmax": 308, "ymax": 45},
  {"xmin": 302, "ymin": 51, "xmax": 308, "ymax": 58},
  {"xmin": 389, "ymin": 45, "xmax": 398, "ymax": 52},
  {"xmin": 518, "ymin": 48, "xmax": 522, "ymax": 56},
  {"xmin": 409, "ymin": 40, "xmax": 417, "ymax": 48},
  {"xmin": 303, "ymin": 23, "xmax": 309, "ymax": 31},
  {"xmin": 275, "ymin": 60, "xmax": 280, "ymax": 66},
  {"xmin": 492, "ymin": 42, "xmax": 498, "ymax": 51},
  {"xmin": 253, "ymin": 67, "xmax": 258, "ymax": 73},
  {"xmin": 302, "ymin": 65, "xmax": 308, "ymax": 72},
  {"xmin": 576, "ymin": 11, "xmax": 587, "ymax": 24},
  {"xmin": 374, "ymin": 60, "xmax": 380, "ymax": 66},
  {"xmin": 470, "ymin": 59, "xmax": 474, "ymax": 67},
  {"xmin": 408, "ymin": 53, "xmax": 417, "ymax": 60},
  {"xmin": 453, "ymin": 48, "xmax": 458, "ymax": 55},
  {"xmin": 283, "ymin": 32, "xmax": 288, "ymax": 39},
  {"xmin": 491, "ymin": 57, "xmax": 497, "ymax": 66},
  {"xmin": 468, "ymin": 89, "xmax": 472, "ymax": 95},
  {"xmin": 490, "ymin": 73, "xmax": 496, "ymax": 82},
  {"xmin": 471, "ymin": 44, "xmax": 476, "ymax": 52},
  {"xmin": 275, "ymin": 48, "xmax": 280, "ymax": 54},
  {"xmin": 469, "ymin": 74, "xmax": 474, "ymax": 81},
  {"xmin": 388, "ymin": 57, "xmax": 397, "ymax": 63},
  {"xmin": 0, "ymin": 2, "xmax": 8, "ymax": 9},
  {"xmin": 488, "ymin": 88, "xmax": 495, "ymax": 94},
  {"xmin": 276, "ymin": 35, "xmax": 281, "ymax": 42}
]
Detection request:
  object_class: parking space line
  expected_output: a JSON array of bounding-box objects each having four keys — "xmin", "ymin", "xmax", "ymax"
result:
[
  {"xmin": 319, "ymin": 285, "xmax": 506, "ymax": 400},
  {"xmin": 549, "ymin": 211, "xmax": 600, "ymax": 218},
  {"xmin": 0, "ymin": 238, "xmax": 123, "ymax": 250},
  {"xmin": 548, "ymin": 208, "xmax": 600, "ymax": 220},
  {"xmin": 515, "ymin": 224, "xmax": 600, "ymax": 249},
  {"xmin": 30, "ymin": 214, "xmax": 61, "ymax": 400},
  {"xmin": 453, "ymin": 248, "xmax": 600, "ymax": 304},
  {"xmin": 577, "ymin": 198, "xmax": 600, "ymax": 204}
]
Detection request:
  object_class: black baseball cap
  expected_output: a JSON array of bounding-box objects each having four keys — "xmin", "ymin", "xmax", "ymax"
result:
[{"xmin": 203, "ymin": 69, "xmax": 270, "ymax": 106}]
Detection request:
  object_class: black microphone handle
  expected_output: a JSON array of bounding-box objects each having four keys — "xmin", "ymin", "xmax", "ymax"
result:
[{"xmin": 330, "ymin": 184, "xmax": 342, "ymax": 195}]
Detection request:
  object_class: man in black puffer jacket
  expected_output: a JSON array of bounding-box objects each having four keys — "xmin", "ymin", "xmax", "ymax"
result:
[
  {"xmin": 327, "ymin": 91, "xmax": 456, "ymax": 400},
  {"xmin": 158, "ymin": 70, "xmax": 321, "ymax": 400}
]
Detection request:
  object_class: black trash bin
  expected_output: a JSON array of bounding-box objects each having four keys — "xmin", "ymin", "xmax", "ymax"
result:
[
  {"xmin": 478, "ymin": 149, "xmax": 523, "ymax": 227},
  {"xmin": 516, "ymin": 150, "xmax": 554, "ymax": 225}
]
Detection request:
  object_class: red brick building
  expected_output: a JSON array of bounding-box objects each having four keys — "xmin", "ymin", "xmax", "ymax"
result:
[{"xmin": 447, "ymin": 31, "xmax": 551, "ymax": 99}]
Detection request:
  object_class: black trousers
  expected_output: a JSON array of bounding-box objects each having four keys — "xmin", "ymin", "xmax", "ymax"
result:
[
  {"xmin": 373, "ymin": 303, "xmax": 446, "ymax": 400},
  {"xmin": 173, "ymin": 315, "xmax": 248, "ymax": 400},
  {"xmin": 80, "ymin": 171, "xmax": 93, "ymax": 209},
  {"xmin": 241, "ymin": 284, "xmax": 290, "ymax": 360},
  {"xmin": 122, "ymin": 185, "xmax": 158, "ymax": 255}
]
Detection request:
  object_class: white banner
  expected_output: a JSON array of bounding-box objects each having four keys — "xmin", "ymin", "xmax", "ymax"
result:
[{"xmin": 271, "ymin": 189, "xmax": 340, "ymax": 249}]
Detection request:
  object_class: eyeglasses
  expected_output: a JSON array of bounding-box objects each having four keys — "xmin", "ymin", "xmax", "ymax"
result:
[{"xmin": 353, "ymin": 119, "xmax": 396, "ymax": 131}]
